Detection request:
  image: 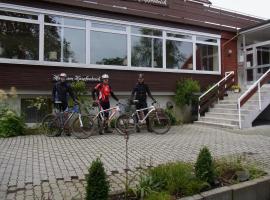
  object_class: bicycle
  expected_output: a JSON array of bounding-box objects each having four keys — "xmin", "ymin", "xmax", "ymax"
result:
[
  {"xmin": 41, "ymin": 102, "xmax": 94, "ymax": 139},
  {"xmin": 116, "ymin": 101, "xmax": 171, "ymax": 135},
  {"xmin": 87, "ymin": 101, "xmax": 126, "ymax": 135}
]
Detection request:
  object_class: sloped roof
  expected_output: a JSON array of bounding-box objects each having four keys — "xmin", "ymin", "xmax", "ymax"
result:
[{"xmin": 40, "ymin": 0, "xmax": 264, "ymax": 32}]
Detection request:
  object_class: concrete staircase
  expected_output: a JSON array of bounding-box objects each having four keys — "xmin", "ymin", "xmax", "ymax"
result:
[{"xmin": 195, "ymin": 84, "xmax": 270, "ymax": 129}]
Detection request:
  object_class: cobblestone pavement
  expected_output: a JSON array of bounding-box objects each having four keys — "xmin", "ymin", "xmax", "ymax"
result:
[{"xmin": 1, "ymin": 124, "xmax": 270, "ymax": 199}]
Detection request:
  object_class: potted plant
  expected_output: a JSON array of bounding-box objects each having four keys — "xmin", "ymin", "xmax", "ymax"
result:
[{"xmin": 231, "ymin": 84, "xmax": 241, "ymax": 93}]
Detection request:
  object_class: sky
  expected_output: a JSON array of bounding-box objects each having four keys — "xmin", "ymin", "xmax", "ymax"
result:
[{"xmin": 210, "ymin": 0, "xmax": 270, "ymax": 19}]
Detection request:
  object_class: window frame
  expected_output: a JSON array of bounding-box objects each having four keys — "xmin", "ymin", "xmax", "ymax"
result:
[{"xmin": 0, "ymin": 3, "xmax": 221, "ymax": 75}]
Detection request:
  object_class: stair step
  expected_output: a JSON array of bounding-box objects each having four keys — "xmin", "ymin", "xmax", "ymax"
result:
[
  {"xmin": 194, "ymin": 121, "xmax": 238, "ymax": 129},
  {"xmin": 200, "ymin": 117, "xmax": 239, "ymax": 125},
  {"xmin": 210, "ymin": 108, "xmax": 254, "ymax": 114},
  {"xmin": 205, "ymin": 112, "xmax": 245, "ymax": 120}
]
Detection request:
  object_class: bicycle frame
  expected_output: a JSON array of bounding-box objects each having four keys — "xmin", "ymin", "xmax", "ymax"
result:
[
  {"xmin": 134, "ymin": 105, "xmax": 156, "ymax": 124},
  {"xmin": 92, "ymin": 105, "xmax": 120, "ymax": 123},
  {"xmin": 56, "ymin": 107, "xmax": 82, "ymax": 129}
]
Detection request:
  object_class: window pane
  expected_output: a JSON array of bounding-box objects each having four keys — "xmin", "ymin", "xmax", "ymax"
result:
[
  {"xmin": 92, "ymin": 21, "xmax": 126, "ymax": 31},
  {"xmin": 90, "ymin": 31, "xmax": 127, "ymax": 66},
  {"xmin": 257, "ymin": 46, "xmax": 270, "ymax": 65},
  {"xmin": 196, "ymin": 44, "xmax": 219, "ymax": 71},
  {"xmin": 197, "ymin": 36, "xmax": 217, "ymax": 43},
  {"xmin": 166, "ymin": 40, "xmax": 193, "ymax": 70},
  {"xmin": 0, "ymin": 20, "xmax": 39, "ymax": 60},
  {"xmin": 131, "ymin": 26, "xmax": 162, "ymax": 36},
  {"xmin": 44, "ymin": 26, "xmax": 61, "ymax": 62},
  {"xmin": 63, "ymin": 28, "xmax": 86, "ymax": 63},
  {"xmin": 64, "ymin": 17, "xmax": 86, "ymax": 27},
  {"xmin": 45, "ymin": 15, "xmax": 62, "ymax": 24},
  {"xmin": 131, "ymin": 36, "xmax": 162, "ymax": 68},
  {"xmin": 167, "ymin": 33, "xmax": 192, "ymax": 40},
  {"xmin": 0, "ymin": 10, "xmax": 38, "ymax": 20}
]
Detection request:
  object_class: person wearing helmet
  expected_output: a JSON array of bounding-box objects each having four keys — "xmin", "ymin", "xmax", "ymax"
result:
[
  {"xmin": 92, "ymin": 74, "xmax": 119, "ymax": 134},
  {"xmin": 52, "ymin": 73, "xmax": 78, "ymax": 112},
  {"xmin": 130, "ymin": 73, "xmax": 156, "ymax": 132}
]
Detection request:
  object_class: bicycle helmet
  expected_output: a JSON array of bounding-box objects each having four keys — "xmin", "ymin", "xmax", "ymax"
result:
[
  {"xmin": 59, "ymin": 73, "xmax": 67, "ymax": 78},
  {"xmin": 101, "ymin": 74, "xmax": 109, "ymax": 79}
]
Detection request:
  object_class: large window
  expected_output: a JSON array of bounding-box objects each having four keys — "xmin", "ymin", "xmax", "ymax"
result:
[
  {"xmin": 0, "ymin": 11, "xmax": 39, "ymax": 60},
  {"xmin": 0, "ymin": 7, "xmax": 221, "ymax": 73},
  {"xmin": 196, "ymin": 44, "xmax": 219, "ymax": 71},
  {"xmin": 166, "ymin": 40, "xmax": 193, "ymax": 70},
  {"xmin": 44, "ymin": 15, "xmax": 86, "ymax": 63},
  {"xmin": 257, "ymin": 46, "xmax": 270, "ymax": 65},
  {"xmin": 131, "ymin": 26, "xmax": 162, "ymax": 68},
  {"xmin": 90, "ymin": 22, "xmax": 127, "ymax": 66}
]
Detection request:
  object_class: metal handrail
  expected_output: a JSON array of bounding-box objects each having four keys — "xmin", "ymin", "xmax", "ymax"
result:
[
  {"xmin": 198, "ymin": 71, "xmax": 234, "ymax": 118},
  {"xmin": 237, "ymin": 68, "xmax": 270, "ymax": 129}
]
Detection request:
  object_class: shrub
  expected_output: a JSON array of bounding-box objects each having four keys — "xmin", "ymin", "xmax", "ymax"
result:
[
  {"xmin": 174, "ymin": 79, "xmax": 200, "ymax": 107},
  {"xmin": 0, "ymin": 110, "xmax": 25, "ymax": 138},
  {"xmin": 164, "ymin": 109, "xmax": 177, "ymax": 126},
  {"xmin": 86, "ymin": 158, "xmax": 109, "ymax": 200},
  {"xmin": 195, "ymin": 147, "xmax": 215, "ymax": 185},
  {"xmin": 145, "ymin": 191, "xmax": 171, "ymax": 200},
  {"xmin": 136, "ymin": 162, "xmax": 208, "ymax": 198}
]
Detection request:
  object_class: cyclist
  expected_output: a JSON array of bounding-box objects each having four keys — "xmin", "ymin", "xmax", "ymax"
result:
[
  {"xmin": 92, "ymin": 74, "xmax": 119, "ymax": 134},
  {"xmin": 130, "ymin": 73, "xmax": 156, "ymax": 132},
  {"xmin": 52, "ymin": 73, "xmax": 78, "ymax": 112}
]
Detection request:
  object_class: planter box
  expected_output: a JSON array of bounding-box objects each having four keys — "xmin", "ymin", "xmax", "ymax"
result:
[{"xmin": 178, "ymin": 176, "xmax": 270, "ymax": 200}]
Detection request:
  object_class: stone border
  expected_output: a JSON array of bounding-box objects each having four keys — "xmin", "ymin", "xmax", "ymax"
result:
[{"xmin": 178, "ymin": 176, "xmax": 270, "ymax": 200}]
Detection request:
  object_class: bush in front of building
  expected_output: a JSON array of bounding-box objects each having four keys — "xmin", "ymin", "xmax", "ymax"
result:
[
  {"xmin": 174, "ymin": 79, "xmax": 200, "ymax": 107},
  {"xmin": 86, "ymin": 158, "xmax": 109, "ymax": 200},
  {"xmin": 0, "ymin": 109, "xmax": 26, "ymax": 138},
  {"xmin": 195, "ymin": 146, "xmax": 215, "ymax": 185}
]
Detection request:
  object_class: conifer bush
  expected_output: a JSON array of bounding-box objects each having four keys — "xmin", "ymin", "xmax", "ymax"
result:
[
  {"xmin": 86, "ymin": 158, "xmax": 109, "ymax": 200},
  {"xmin": 195, "ymin": 146, "xmax": 215, "ymax": 185}
]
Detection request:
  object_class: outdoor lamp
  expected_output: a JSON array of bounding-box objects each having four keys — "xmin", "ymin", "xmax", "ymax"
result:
[{"xmin": 228, "ymin": 49, "xmax": 233, "ymax": 56}]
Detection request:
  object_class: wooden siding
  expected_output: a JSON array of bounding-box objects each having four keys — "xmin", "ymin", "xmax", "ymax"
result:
[{"xmin": 0, "ymin": 64, "xmax": 221, "ymax": 93}]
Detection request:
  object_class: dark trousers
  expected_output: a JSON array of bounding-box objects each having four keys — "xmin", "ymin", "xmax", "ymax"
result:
[
  {"xmin": 100, "ymin": 101, "xmax": 110, "ymax": 119},
  {"xmin": 55, "ymin": 102, "xmax": 68, "ymax": 112}
]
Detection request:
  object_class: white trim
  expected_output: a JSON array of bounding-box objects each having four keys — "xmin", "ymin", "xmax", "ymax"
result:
[
  {"xmin": 127, "ymin": 26, "xmax": 132, "ymax": 67},
  {"xmin": 0, "ymin": 58, "xmax": 221, "ymax": 75},
  {"xmin": 240, "ymin": 23, "xmax": 270, "ymax": 35},
  {"xmin": 39, "ymin": 14, "xmax": 44, "ymax": 62},
  {"xmin": 162, "ymin": 30, "xmax": 166, "ymax": 69},
  {"xmin": 0, "ymin": 3, "xmax": 221, "ymax": 38},
  {"xmin": 86, "ymin": 20, "xmax": 91, "ymax": 64},
  {"xmin": 218, "ymin": 38, "xmax": 222, "ymax": 73},
  {"xmin": 192, "ymin": 35, "xmax": 196, "ymax": 71},
  {"xmin": 0, "ymin": 15, "xmax": 38, "ymax": 24},
  {"xmin": 44, "ymin": 23, "xmax": 86, "ymax": 30},
  {"xmin": 245, "ymin": 40, "xmax": 270, "ymax": 49}
]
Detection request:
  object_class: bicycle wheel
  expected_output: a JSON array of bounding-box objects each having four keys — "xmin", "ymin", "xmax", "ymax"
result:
[
  {"xmin": 41, "ymin": 114, "xmax": 60, "ymax": 137},
  {"xmin": 116, "ymin": 114, "xmax": 136, "ymax": 135},
  {"xmin": 150, "ymin": 109, "xmax": 171, "ymax": 134},
  {"xmin": 72, "ymin": 115, "xmax": 95, "ymax": 139}
]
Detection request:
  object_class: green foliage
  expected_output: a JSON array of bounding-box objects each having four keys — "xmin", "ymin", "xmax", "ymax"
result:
[
  {"xmin": 135, "ymin": 162, "xmax": 208, "ymax": 199},
  {"xmin": 145, "ymin": 191, "xmax": 172, "ymax": 200},
  {"xmin": 164, "ymin": 109, "xmax": 177, "ymax": 126},
  {"xmin": 26, "ymin": 97, "xmax": 49, "ymax": 111},
  {"xmin": 214, "ymin": 156, "xmax": 267, "ymax": 184},
  {"xmin": 0, "ymin": 110, "xmax": 25, "ymax": 138},
  {"xmin": 174, "ymin": 79, "xmax": 200, "ymax": 107},
  {"xmin": 86, "ymin": 158, "xmax": 109, "ymax": 200},
  {"xmin": 71, "ymin": 81, "xmax": 87, "ymax": 99},
  {"xmin": 110, "ymin": 118, "xmax": 117, "ymax": 128},
  {"xmin": 195, "ymin": 147, "xmax": 215, "ymax": 185}
]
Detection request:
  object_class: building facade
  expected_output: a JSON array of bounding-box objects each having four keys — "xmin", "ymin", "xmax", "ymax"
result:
[{"xmin": 0, "ymin": 0, "xmax": 264, "ymax": 123}]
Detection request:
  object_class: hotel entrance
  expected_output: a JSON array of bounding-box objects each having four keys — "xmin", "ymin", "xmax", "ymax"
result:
[{"xmin": 239, "ymin": 22, "xmax": 270, "ymax": 85}]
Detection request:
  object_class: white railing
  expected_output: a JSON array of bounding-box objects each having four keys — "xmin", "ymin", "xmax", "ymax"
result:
[
  {"xmin": 238, "ymin": 68, "xmax": 270, "ymax": 129},
  {"xmin": 198, "ymin": 71, "xmax": 234, "ymax": 118}
]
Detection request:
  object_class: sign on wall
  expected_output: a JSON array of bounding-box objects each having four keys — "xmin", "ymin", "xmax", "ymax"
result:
[
  {"xmin": 53, "ymin": 74, "xmax": 101, "ymax": 82},
  {"xmin": 121, "ymin": 0, "xmax": 168, "ymax": 6}
]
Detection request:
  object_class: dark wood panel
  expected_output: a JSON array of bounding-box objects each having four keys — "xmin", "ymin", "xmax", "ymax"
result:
[{"xmin": 0, "ymin": 64, "xmax": 221, "ymax": 93}]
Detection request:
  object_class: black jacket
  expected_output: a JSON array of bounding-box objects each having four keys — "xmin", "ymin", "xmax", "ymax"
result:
[
  {"xmin": 52, "ymin": 81, "xmax": 76, "ymax": 103},
  {"xmin": 131, "ymin": 82, "xmax": 154, "ymax": 102}
]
